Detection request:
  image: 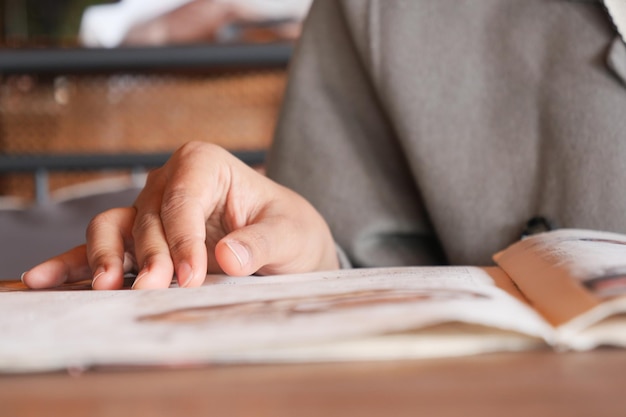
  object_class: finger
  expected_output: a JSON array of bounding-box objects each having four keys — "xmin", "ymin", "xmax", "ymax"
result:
[
  {"xmin": 86, "ymin": 207, "xmax": 135, "ymax": 290},
  {"xmin": 158, "ymin": 144, "xmax": 230, "ymax": 287},
  {"xmin": 159, "ymin": 188, "xmax": 208, "ymax": 288},
  {"xmin": 131, "ymin": 176, "xmax": 176, "ymax": 289},
  {"xmin": 215, "ymin": 215, "xmax": 319, "ymax": 276},
  {"xmin": 21, "ymin": 245, "xmax": 91, "ymax": 289}
]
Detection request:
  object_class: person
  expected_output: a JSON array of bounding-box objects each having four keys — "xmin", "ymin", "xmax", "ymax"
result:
[
  {"xmin": 79, "ymin": 0, "xmax": 312, "ymax": 47},
  {"xmin": 22, "ymin": 0, "xmax": 626, "ymax": 290}
]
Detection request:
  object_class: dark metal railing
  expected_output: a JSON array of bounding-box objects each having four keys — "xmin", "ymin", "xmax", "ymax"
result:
[{"xmin": 0, "ymin": 43, "xmax": 292, "ymax": 74}]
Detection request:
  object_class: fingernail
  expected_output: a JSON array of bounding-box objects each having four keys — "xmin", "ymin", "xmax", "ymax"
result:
[
  {"xmin": 92, "ymin": 268, "xmax": 106, "ymax": 288},
  {"xmin": 20, "ymin": 271, "xmax": 27, "ymax": 284},
  {"xmin": 176, "ymin": 262, "xmax": 194, "ymax": 288},
  {"xmin": 225, "ymin": 241, "xmax": 250, "ymax": 268}
]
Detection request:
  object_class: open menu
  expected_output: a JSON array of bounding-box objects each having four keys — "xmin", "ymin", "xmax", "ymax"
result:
[{"xmin": 1, "ymin": 228, "xmax": 625, "ymax": 373}]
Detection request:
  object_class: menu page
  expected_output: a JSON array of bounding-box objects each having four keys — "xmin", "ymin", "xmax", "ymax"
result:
[
  {"xmin": 493, "ymin": 229, "xmax": 626, "ymax": 336},
  {"xmin": 0, "ymin": 266, "xmax": 552, "ymax": 372}
]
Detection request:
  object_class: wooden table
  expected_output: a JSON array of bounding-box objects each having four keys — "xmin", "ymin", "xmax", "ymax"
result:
[
  {"xmin": 2, "ymin": 350, "xmax": 625, "ymax": 417},
  {"xmin": 2, "ymin": 280, "xmax": 625, "ymax": 416}
]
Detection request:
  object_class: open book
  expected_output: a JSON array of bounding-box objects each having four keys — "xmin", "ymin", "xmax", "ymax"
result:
[{"xmin": 1, "ymin": 228, "xmax": 626, "ymax": 373}]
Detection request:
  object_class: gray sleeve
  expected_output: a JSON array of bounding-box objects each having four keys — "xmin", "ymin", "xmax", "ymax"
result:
[{"xmin": 266, "ymin": 0, "xmax": 445, "ymax": 268}]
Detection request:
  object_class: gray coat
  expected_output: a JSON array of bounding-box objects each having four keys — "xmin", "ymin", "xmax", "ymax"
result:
[{"xmin": 267, "ymin": 0, "xmax": 626, "ymax": 267}]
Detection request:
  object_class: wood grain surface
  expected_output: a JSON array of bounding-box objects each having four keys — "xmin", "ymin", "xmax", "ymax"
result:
[{"xmin": 1, "ymin": 350, "xmax": 625, "ymax": 417}]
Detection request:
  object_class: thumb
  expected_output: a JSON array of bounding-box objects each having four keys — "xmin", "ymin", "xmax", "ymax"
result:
[
  {"xmin": 215, "ymin": 219, "xmax": 312, "ymax": 276},
  {"xmin": 214, "ymin": 221, "xmax": 281, "ymax": 276}
]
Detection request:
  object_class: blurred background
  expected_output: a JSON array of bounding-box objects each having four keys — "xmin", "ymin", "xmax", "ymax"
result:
[
  {"xmin": 0, "ymin": 0, "xmax": 310, "ymax": 278},
  {"xmin": 0, "ymin": 0, "xmax": 310, "ymax": 203}
]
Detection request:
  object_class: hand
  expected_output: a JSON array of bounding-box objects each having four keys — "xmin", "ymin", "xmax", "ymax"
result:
[{"xmin": 22, "ymin": 142, "xmax": 339, "ymax": 290}]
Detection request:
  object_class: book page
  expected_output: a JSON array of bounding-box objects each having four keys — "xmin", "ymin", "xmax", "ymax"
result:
[
  {"xmin": 493, "ymin": 229, "xmax": 626, "ymax": 349},
  {"xmin": 0, "ymin": 266, "xmax": 552, "ymax": 373}
]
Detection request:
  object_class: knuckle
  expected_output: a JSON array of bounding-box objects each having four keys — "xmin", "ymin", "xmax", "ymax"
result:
[
  {"xmin": 88, "ymin": 247, "xmax": 118, "ymax": 266},
  {"xmin": 176, "ymin": 140, "xmax": 204, "ymax": 155},
  {"xmin": 131, "ymin": 210, "xmax": 162, "ymax": 238},
  {"xmin": 136, "ymin": 245, "xmax": 168, "ymax": 267},
  {"xmin": 86, "ymin": 208, "xmax": 124, "ymax": 239},
  {"xmin": 160, "ymin": 189, "xmax": 191, "ymax": 220},
  {"xmin": 176, "ymin": 141, "xmax": 224, "ymax": 159},
  {"xmin": 134, "ymin": 168, "xmax": 164, "ymax": 207},
  {"xmin": 167, "ymin": 233, "xmax": 205, "ymax": 256},
  {"xmin": 144, "ymin": 167, "xmax": 162, "ymax": 186},
  {"xmin": 171, "ymin": 142, "xmax": 230, "ymax": 172}
]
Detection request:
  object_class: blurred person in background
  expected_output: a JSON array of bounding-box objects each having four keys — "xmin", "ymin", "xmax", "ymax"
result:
[{"xmin": 79, "ymin": 0, "xmax": 312, "ymax": 47}]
